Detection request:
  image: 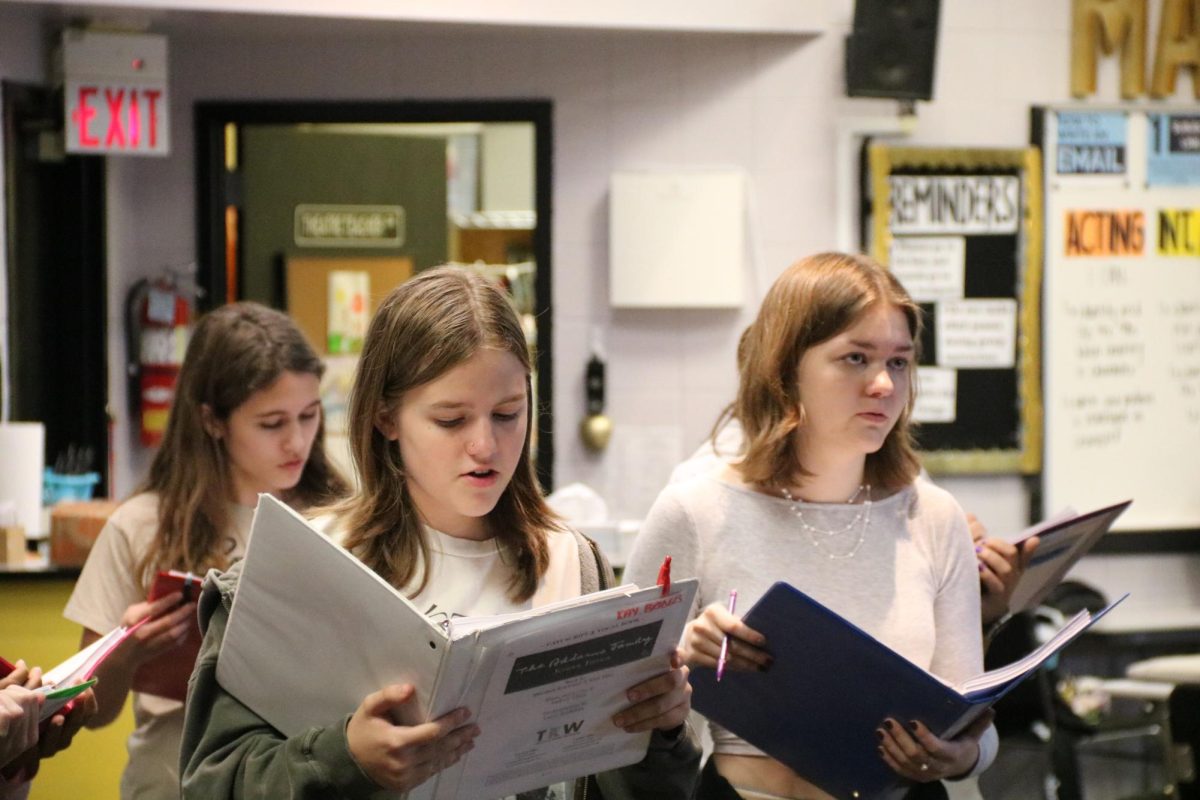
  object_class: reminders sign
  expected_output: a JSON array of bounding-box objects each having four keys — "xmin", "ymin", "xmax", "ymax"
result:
[{"xmin": 1056, "ymin": 111, "xmax": 1127, "ymax": 176}]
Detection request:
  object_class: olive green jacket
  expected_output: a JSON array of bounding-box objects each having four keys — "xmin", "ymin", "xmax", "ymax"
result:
[{"xmin": 179, "ymin": 529, "xmax": 700, "ymax": 800}]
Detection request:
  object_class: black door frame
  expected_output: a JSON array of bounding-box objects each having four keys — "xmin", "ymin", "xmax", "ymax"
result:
[
  {"xmin": 3, "ymin": 80, "xmax": 109, "ymax": 498},
  {"xmin": 194, "ymin": 100, "xmax": 555, "ymax": 490}
]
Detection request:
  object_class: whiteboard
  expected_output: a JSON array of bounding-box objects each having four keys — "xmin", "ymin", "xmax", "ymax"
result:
[{"xmin": 1037, "ymin": 106, "xmax": 1200, "ymax": 533}]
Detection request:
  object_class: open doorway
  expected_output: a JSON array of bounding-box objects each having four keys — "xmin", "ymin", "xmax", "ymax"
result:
[
  {"xmin": 3, "ymin": 80, "xmax": 109, "ymax": 498},
  {"xmin": 195, "ymin": 101, "xmax": 554, "ymax": 488}
]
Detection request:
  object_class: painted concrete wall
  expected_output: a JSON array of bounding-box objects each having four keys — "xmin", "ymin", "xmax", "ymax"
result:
[{"xmin": 1, "ymin": 1, "xmax": 1197, "ymax": 613}]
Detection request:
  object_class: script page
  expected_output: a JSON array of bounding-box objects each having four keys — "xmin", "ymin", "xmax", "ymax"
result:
[
  {"xmin": 1008, "ymin": 500, "xmax": 1130, "ymax": 613},
  {"xmin": 436, "ymin": 579, "xmax": 696, "ymax": 799}
]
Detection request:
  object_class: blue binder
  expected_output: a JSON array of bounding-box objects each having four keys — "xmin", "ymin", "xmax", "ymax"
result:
[{"xmin": 691, "ymin": 581, "xmax": 1124, "ymax": 800}]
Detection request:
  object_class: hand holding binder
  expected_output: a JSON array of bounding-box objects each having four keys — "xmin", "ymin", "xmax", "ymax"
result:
[
  {"xmin": 876, "ymin": 708, "xmax": 995, "ymax": 784},
  {"xmin": 1002, "ymin": 499, "xmax": 1131, "ymax": 614},
  {"xmin": 131, "ymin": 570, "xmax": 203, "ymax": 701},
  {"xmin": 0, "ymin": 655, "xmax": 100, "ymax": 778},
  {"xmin": 2, "ymin": 621, "xmax": 141, "ymax": 723},
  {"xmin": 681, "ymin": 597, "xmax": 770, "ymax": 675},
  {"xmin": 219, "ymin": 496, "xmax": 699, "ymax": 800},
  {"xmin": 345, "ymin": 685, "xmax": 480, "ymax": 794},
  {"xmin": 0, "ymin": 684, "xmax": 41, "ymax": 770},
  {"xmin": 690, "ymin": 581, "xmax": 1126, "ymax": 800}
]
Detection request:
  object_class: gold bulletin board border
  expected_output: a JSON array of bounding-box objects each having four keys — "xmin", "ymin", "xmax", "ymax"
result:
[{"xmin": 868, "ymin": 145, "xmax": 1044, "ymax": 476}]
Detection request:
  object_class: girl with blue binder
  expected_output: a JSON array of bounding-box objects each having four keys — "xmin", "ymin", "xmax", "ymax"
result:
[{"xmin": 626, "ymin": 252, "xmax": 998, "ymax": 800}]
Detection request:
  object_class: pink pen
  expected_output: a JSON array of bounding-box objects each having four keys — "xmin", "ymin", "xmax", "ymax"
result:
[{"xmin": 716, "ymin": 589, "xmax": 738, "ymax": 682}]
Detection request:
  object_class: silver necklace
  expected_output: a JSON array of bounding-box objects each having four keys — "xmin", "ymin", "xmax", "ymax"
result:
[{"xmin": 779, "ymin": 484, "xmax": 872, "ymax": 560}]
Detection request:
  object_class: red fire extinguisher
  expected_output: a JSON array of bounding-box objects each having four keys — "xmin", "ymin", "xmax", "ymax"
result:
[{"xmin": 125, "ymin": 271, "xmax": 195, "ymax": 447}]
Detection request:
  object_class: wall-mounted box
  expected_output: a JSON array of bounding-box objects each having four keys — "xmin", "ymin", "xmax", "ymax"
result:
[
  {"xmin": 61, "ymin": 30, "xmax": 170, "ymax": 156},
  {"xmin": 609, "ymin": 170, "xmax": 745, "ymax": 309}
]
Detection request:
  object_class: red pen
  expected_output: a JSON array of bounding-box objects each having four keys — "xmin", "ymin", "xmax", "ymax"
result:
[{"xmin": 656, "ymin": 555, "xmax": 672, "ymax": 597}]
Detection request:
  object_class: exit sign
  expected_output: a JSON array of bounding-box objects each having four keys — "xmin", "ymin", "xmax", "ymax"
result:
[{"xmin": 63, "ymin": 31, "xmax": 169, "ymax": 156}]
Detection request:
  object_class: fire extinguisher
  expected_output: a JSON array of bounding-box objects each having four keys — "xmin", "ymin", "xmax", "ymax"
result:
[{"xmin": 125, "ymin": 270, "xmax": 195, "ymax": 447}]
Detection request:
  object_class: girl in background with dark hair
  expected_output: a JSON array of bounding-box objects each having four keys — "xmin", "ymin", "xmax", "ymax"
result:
[
  {"xmin": 626, "ymin": 252, "xmax": 998, "ymax": 800},
  {"xmin": 64, "ymin": 301, "xmax": 347, "ymax": 799},
  {"xmin": 180, "ymin": 266, "xmax": 700, "ymax": 800}
]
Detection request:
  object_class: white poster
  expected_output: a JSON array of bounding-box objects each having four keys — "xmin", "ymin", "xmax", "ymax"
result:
[
  {"xmin": 936, "ymin": 299, "xmax": 1018, "ymax": 368},
  {"xmin": 889, "ymin": 236, "xmax": 966, "ymax": 301},
  {"xmin": 1041, "ymin": 105, "xmax": 1200, "ymax": 531},
  {"xmin": 913, "ymin": 367, "xmax": 958, "ymax": 423},
  {"xmin": 327, "ymin": 270, "xmax": 369, "ymax": 354}
]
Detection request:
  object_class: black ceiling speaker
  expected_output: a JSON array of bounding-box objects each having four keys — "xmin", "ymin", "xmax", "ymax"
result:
[{"xmin": 845, "ymin": 0, "xmax": 941, "ymax": 101}]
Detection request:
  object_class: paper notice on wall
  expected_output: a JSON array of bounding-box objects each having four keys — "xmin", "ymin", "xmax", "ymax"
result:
[
  {"xmin": 319, "ymin": 355, "xmax": 358, "ymax": 436},
  {"xmin": 913, "ymin": 367, "xmax": 957, "ymax": 423},
  {"xmin": 1055, "ymin": 111, "xmax": 1128, "ymax": 177},
  {"xmin": 1146, "ymin": 113, "xmax": 1200, "ymax": 187},
  {"xmin": 936, "ymin": 299, "xmax": 1018, "ymax": 368},
  {"xmin": 327, "ymin": 271, "xmax": 369, "ymax": 354},
  {"xmin": 1156, "ymin": 208, "xmax": 1200, "ymax": 257},
  {"xmin": 1063, "ymin": 210, "xmax": 1146, "ymax": 257},
  {"xmin": 888, "ymin": 236, "xmax": 966, "ymax": 301}
]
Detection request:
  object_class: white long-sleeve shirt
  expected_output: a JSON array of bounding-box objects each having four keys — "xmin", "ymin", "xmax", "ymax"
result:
[{"xmin": 625, "ymin": 474, "xmax": 998, "ymax": 778}]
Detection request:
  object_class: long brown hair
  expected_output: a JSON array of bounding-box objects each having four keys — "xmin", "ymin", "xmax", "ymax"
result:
[
  {"xmin": 337, "ymin": 266, "xmax": 555, "ymax": 601},
  {"xmin": 727, "ymin": 251, "xmax": 924, "ymax": 492},
  {"xmin": 136, "ymin": 302, "xmax": 347, "ymax": 588}
]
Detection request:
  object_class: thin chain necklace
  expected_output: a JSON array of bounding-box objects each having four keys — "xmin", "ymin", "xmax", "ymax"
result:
[{"xmin": 779, "ymin": 484, "xmax": 872, "ymax": 560}]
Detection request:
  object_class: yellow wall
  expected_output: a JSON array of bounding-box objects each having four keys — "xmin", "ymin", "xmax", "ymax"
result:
[{"xmin": 1, "ymin": 577, "xmax": 133, "ymax": 799}]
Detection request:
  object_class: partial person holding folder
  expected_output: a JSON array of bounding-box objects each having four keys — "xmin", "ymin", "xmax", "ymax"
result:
[
  {"xmin": 61, "ymin": 303, "xmax": 348, "ymax": 800},
  {"xmin": 626, "ymin": 252, "xmax": 998, "ymax": 800},
  {"xmin": 0, "ymin": 655, "xmax": 98, "ymax": 800},
  {"xmin": 180, "ymin": 267, "xmax": 700, "ymax": 800},
  {"xmin": 688, "ymin": 581, "xmax": 1124, "ymax": 800}
]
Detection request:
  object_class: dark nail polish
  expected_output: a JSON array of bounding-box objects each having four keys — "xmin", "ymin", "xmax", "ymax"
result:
[
  {"xmin": 908, "ymin": 720, "xmax": 920, "ymax": 732},
  {"xmin": 884, "ymin": 719, "xmax": 896, "ymax": 731},
  {"xmin": 876, "ymin": 729, "xmax": 885, "ymax": 741}
]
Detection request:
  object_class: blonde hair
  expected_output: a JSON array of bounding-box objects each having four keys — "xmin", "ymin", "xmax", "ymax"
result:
[
  {"xmin": 137, "ymin": 302, "xmax": 347, "ymax": 588},
  {"xmin": 725, "ymin": 251, "xmax": 923, "ymax": 492},
  {"xmin": 337, "ymin": 266, "xmax": 555, "ymax": 601}
]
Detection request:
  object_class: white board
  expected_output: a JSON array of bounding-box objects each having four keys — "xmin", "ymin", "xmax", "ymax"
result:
[{"xmin": 1039, "ymin": 106, "xmax": 1200, "ymax": 532}]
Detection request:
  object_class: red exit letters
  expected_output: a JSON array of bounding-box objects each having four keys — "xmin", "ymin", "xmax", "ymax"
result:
[{"xmin": 66, "ymin": 82, "xmax": 168, "ymax": 155}]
